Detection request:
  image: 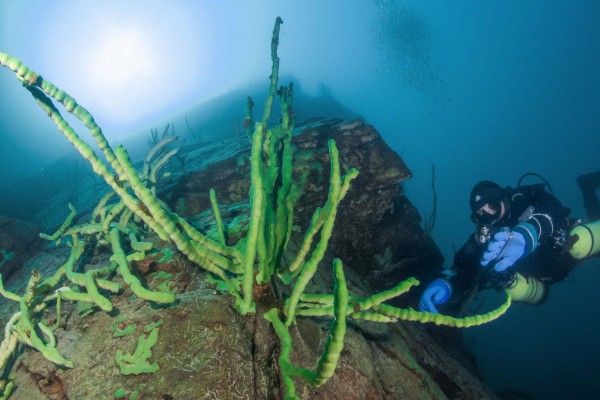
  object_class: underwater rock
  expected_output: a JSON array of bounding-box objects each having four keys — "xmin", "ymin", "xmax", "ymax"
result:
[
  {"xmin": 0, "ymin": 117, "xmax": 498, "ymax": 399},
  {"xmin": 0, "ymin": 216, "xmax": 42, "ymax": 280},
  {"xmin": 170, "ymin": 117, "xmax": 444, "ymax": 301}
]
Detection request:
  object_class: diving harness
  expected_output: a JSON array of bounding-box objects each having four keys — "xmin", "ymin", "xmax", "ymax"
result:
[{"xmin": 472, "ymin": 172, "xmax": 600, "ymax": 304}]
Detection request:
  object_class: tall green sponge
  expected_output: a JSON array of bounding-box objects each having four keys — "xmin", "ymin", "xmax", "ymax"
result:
[
  {"xmin": 264, "ymin": 259, "xmax": 349, "ymax": 399},
  {"xmin": 0, "ymin": 16, "xmax": 514, "ymax": 397}
]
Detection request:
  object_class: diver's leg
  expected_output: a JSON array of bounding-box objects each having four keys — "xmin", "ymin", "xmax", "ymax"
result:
[{"xmin": 577, "ymin": 171, "xmax": 600, "ymax": 221}]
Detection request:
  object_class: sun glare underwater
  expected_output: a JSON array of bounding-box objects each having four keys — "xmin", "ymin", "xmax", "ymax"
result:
[{"xmin": 1, "ymin": 1, "xmax": 600, "ymax": 400}]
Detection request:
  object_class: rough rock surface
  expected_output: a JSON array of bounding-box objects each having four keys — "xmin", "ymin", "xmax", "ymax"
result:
[
  {"xmin": 169, "ymin": 118, "xmax": 444, "ymax": 300},
  {"xmin": 0, "ymin": 216, "xmax": 43, "ymax": 280},
  {"xmin": 1, "ymin": 117, "xmax": 498, "ymax": 399}
]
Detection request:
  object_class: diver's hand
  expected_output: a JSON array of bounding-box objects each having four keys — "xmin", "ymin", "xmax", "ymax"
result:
[
  {"xmin": 480, "ymin": 223, "xmax": 537, "ymax": 271},
  {"xmin": 419, "ymin": 279, "xmax": 452, "ymax": 313}
]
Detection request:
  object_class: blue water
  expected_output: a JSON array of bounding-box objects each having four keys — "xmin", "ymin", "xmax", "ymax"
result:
[{"xmin": 1, "ymin": 1, "xmax": 600, "ymax": 398}]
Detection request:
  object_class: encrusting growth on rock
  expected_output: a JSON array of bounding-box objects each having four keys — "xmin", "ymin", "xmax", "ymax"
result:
[{"xmin": 0, "ymin": 16, "xmax": 510, "ymax": 399}]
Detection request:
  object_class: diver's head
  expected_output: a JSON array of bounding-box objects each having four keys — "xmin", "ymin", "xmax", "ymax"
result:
[{"xmin": 469, "ymin": 180, "xmax": 508, "ymax": 226}]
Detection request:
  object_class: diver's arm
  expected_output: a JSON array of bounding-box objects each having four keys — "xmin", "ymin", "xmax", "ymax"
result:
[
  {"xmin": 514, "ymin": 188, "xmax": 570, "ymax": 243},
  {"xmin": 419, "ymin": 237, "xmax": 481, "ymax": 313},
  {"xmin": 482, "ymin": 189, "xmax": 571, "ymax": 272},
  {"xmin": 445, "ymin": 237, "xmax": 483, "ymax": 302}
]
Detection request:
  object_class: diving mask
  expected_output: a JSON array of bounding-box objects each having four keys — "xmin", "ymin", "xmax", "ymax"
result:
[{"xmin": 470, "ymin": 200, "xmax": 502, "ymax": 226}]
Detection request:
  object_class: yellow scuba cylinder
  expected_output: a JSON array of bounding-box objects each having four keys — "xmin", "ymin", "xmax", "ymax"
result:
[
  {"xmin": 569, "ymin": 220, "xmax": 600, "ymax": 260},
  {"xmin": 504, "ymin": 273, "xmax": 548, "ymax": 305}
]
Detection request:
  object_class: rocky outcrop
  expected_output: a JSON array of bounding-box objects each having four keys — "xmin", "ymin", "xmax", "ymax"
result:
[
  {"xmin": 0, "ymin": 216, "xmax": 43, "ymax": 280},
  {"xmin": 1, "ymin": 117, "xmax": 497, "ymax": 399},
  {"xmin": 170, "ymin": 118, "xmax": 444, "ymax": 300}
]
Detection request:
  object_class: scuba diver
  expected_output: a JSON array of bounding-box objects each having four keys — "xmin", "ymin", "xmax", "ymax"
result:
[{"xmin": 419, "ymin": 172, "xmax": 600, "ymax": 314}]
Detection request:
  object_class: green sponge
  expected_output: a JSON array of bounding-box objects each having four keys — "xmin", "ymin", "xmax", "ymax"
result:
[{"xmin": 115, "ymin": 326, "xmax": 160, "ymax": 375}]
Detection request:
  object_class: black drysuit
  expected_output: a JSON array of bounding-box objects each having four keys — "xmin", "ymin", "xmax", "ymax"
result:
[{"xmin": 442, "ymin": 184, "xmax": 575, "ymax": 313}]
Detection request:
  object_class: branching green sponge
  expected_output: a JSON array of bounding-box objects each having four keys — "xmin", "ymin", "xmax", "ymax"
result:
[
  {"xmin": 40, "ymin": 203, "xmax": 77, "ymax": 242},
  {"xmin": 0, "ymin": 17, "xmax": 514, "ymax": 397},
  {"xmin": 307, "ymin": 258, "xmax": 348, "ymax": 386},
  {"xmin": 0, "ymin": 314, "xmax": 20, "ymax": 371},
  {"xmin": 115, "ymin": 326, "xmax": 160, "ymax": 375},
  {"xmin": 210, "ymin": 188, "xmax": 227, "ymax": 245},
  {"xmin": 296, "ymin": 278, "xmax": 511, "ymax": 328},
  {"xmin": 15, "ymin": 272, "xmax": 74, "ymax": 368},
  {"xmin": 284, "ymin": 141, "xmax": 358, "ymax": 326},
  {"xmin": 112, "ymin": 316, "xmax": 136, "ymax": 337},
  {"xmin": 109, "ymin": 228, "xmax": 175, "ymax": 304},
  {"xmin": 0, "ymin": 376, "xmax": 14, "ymax": 400},
  {"xmin": 371, "ymin": 296, "xmax": 512, "ymax": 327},
  {"xmin": 264, "ymin": 259, "xmax": 349, "ymax": 399}
]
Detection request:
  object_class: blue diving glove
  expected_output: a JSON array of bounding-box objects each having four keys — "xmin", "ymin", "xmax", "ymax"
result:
[
  {"xmin": 419, "ymin": 279, "xmax": 452, "ymax": 313},
  {"xmin": 480, "ymin": 223, "xmax": 538, "ymax": 272}
]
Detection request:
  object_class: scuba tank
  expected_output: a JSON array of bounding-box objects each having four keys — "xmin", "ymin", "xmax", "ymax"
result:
[
  {"xmin": 518, "ymin": 172, "xmax": 600, "ymax": 260},
  {"xmin": 481, "ymin": 266, "xmax": 549, "ymax": 305},
  {"xmin": 568, "ymin": 220, "xmax": 600, "ymax": 259},
  {"xmin": 503, "ymin": 272, "xmax": 548, "ymax": 305}
]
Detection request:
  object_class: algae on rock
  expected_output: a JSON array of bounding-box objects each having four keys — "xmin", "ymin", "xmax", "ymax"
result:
[{"xmin": 0, "ymin": 16, "xmax": 510, "ymax": 400}]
